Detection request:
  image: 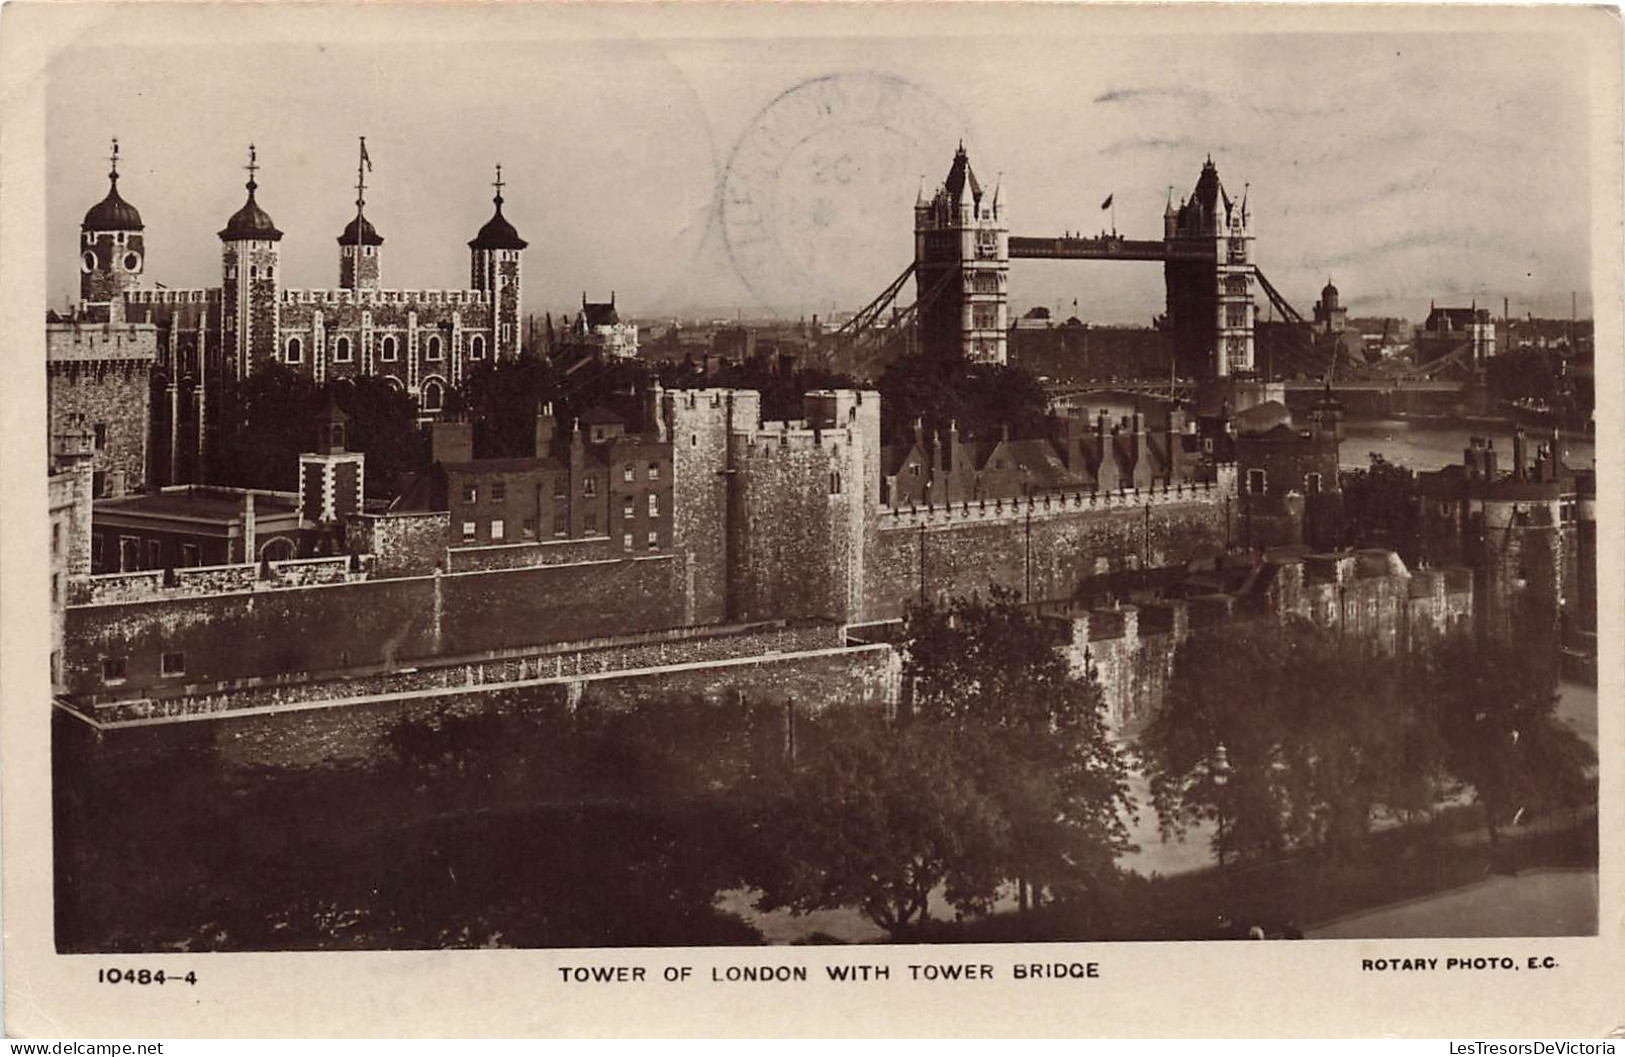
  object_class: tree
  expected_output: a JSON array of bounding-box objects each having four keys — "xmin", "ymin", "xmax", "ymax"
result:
[
  {"xmin": 903, "ymin": 587, "xmax": 1135, "ymax": 909},
  {"xmin": 329, "ymin": 375, "xmax": 427, "ymax": 498},
  {"xmin": 1413, "ymin": 611, "xmax": 1595, "ymax": 846},
  {"xmin": 749, "ymin": 710, "xmax": 1008, "ymax": 938},
  {"xmin": 877, "ymin": 354, "xmax": 1050, "ymax": 445},
  {"xmin": 1139, "ymin": 618, "xmax": 1435, "ymax": 864},
  {"xmin": 208, "ymin": 363, "xmax": 315, "ymax": 491},
  {"xmin": 1339, "ymin": 453, "xmax": 1421, "ymax": 562}
]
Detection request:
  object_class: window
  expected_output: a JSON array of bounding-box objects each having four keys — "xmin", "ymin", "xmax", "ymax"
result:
[
  {"xmin": 101, "ymin": 657, "xmax": 126, "ymax": 684},
  {"xmin": 93, "ymin": 423, "xmax": 107, "ymax": 450},
  {"xmin": 553, "ymin": 476, "xmax": 567, "ymax": 498},
  {"xmin": 491, "ymin": 518, "xmax": 505, "ymax": 542},
  {"xmin": 1305, "ymin": 472, "xmax": 1323, "ymax": 495},
  {"xmin": 147, "ymin": 540, "xmax": 162, "ymax": 568},
  {"xmin": 648, "ymin": 493, "xmax": 659, "ymax": 518},
  {"xmin": 52, "ymin": 522, "xmax": 60, "ymax": 558},
  {"xmin": 648, "ymin": 462, "xmax": 660, "ymax": 481},
  {"xmin": 553, "ymin": 512, "xmax": 568, "ymax": 537},
  {"xmin": 92, "ymin": 534, "xmax": 104, "ymax": 567},
  {"xmin": 421, "ymin": 380, "xmax": 444, "ymax": 412},
  {"xmin": 829, "ymin": 471, "xmax": 842, "ymax": 495},
  {"xmin": 469, "ymin": 334, "xmax": 486, "ymax": 360},
  {"xmin": 182, "ymin": 543, "xmax": 200, "ymax": 566},
  {"xmin": 462, "ymin": 484, "xmax": 478, "ymax": 503},
  {"xmin": 161, "ymin": 651, "xmax": 186, "ymax": 677},
  {"xmin": 623, "ymin": 498, "xmax": 635, "ymax": 520},
  {"xmin": 910, "ymin": 463, "xmax": 921, "ymax": 477},
  {"xmin": 1247, "ymin": 468, "xmax": 1266, "ymax": 495},
  {"xmin": 647, "ymin": 531, "xmax": 658, "ymax": 551},
  {"xmin": 623, "ymin": 465, "xmax": 634, "ymax": 483},
  {"xmin": 52, "ymin": 573, "xmax": 61, "ymax": 605},
  {"xmin": 522, "ymin": 517, "xmax": 536, "ymax": 540},
  {"xmin": 623, "ymin": 532, "xmax": 634, "ymax": 551},
  {"xmin": 334, "ymin": 336, "xmax": 353, "ymax": 362},
  {"xmin": 584, "ymin": 510, "xmax": 597, "ymax": 534},
  {"xmin": 249, "ymin": 265, "xmax": 258, "ymax": 280},
  {"xmin": 502, "ymin": 323, "xmax": 512, "ymax": 343},
  {"xmin": 1226, "ymin": 305, "xmax": 1247, "ymax": 328},
  {"xmin": 266, "ymin": 266, "xmax": 275, "ymax": 280},
  {"xmin": 381, "ymin": 335, "xmax": 399, "ymax": 362},
  {"xmin": 461, "ymin": 521, "xmax": 476, "ymax": 542},
  {"xmin": 425, "ymin": 335, "xmax": 442, "ymax": 361},
  {"xmin": 491, "ymin": 482, "xmax": 506, "ymax": 502},
  {"xmin": 583, "ymin": 478, "xmax": 596, "ymax": 497},
  {"xmin": 286, "ymin": 336, "xmax": 303, "ymax": 364}
]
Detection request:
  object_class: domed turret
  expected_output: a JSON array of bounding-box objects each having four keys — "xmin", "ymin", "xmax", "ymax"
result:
[
  {"xmin": 79, "ymin": 139, "xmax": 146, "ymax": 304},
  {"xmin": 339, "ymin": 137, "xmax": 383, "ymax": 289},
  {"xmin": 469, "ymin": 168, "xmax": 527, "ymax": 251},
  {"xmin": 82, "ymin": 141, "xmax": 143, "ymax": 232},
  {"xmin": 339, "ymin": 213, "xmax": 383, "ymax": 247},
  {"xmin": 218, "ymin": 145, "xmax": 283, "ymax": 242},
  {"xmin": 468, "ymin": 165, "xmax": 527, "ymax": 363}
]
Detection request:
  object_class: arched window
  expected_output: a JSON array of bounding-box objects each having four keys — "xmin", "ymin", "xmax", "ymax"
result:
[
  {"xmin": 380, "ymin": 335, "xmax": 398, "ymax": 362},
  {"xmin": 259, "ymin": 537, "xmax": 295, "ymax": 562},
  {"xmin": 285, "ymin": 336, "xmax": 303, "ymax": 364},
  {"xmin": 469, "ymin": 334, "xmax": 486, "ymax": 360},
  {"xmin": 421, "ymin": 379, "xmax": 444, "ymax": 412},
  {"xmin": 425, "ymin": 334, "xmax": 442, "ymax": 361},
  {"xmin": 333, "ymin": 336, "xmax": 353, "ymax": 362}
]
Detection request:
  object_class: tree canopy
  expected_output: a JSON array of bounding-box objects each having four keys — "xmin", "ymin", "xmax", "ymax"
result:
[
  {"xmin": 748, "ymin": 587, "xmax": 1134, "ymax": 936},
  {"xmin": 877, "ymin": 354, "xmax": 1051, "ymax": 445}
]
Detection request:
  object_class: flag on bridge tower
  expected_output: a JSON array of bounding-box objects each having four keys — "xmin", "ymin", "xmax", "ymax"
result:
[
  {"xmin": 360, "ymin": 137, "xmax": 372, "ymax": 172},
  {"xmin": 1100, "ymin": 194, "xmax": 1113, "ymax": 210}
]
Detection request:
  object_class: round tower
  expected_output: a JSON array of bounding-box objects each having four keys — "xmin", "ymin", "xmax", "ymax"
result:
[
  {"xmin": 468, "ymin": 164, "xmax": 527, "ymax": 361},
  {"xmin": 80, "ymin": 138, "xmax": 145, "ymax": 306},
  {"xmin": 218, "ymin": 144, "xmax": 284, "ymax": 379}
]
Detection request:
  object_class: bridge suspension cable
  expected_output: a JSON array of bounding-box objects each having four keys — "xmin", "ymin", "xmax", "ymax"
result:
[{"xmin": 1253, "ymin": 267, "xmax": 1306, "ymax": 325}]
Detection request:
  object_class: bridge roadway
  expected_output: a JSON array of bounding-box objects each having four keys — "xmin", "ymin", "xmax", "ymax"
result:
[{"xmin": 1009, "ymin": 235, "xmax": 1177, "ymax": 262}]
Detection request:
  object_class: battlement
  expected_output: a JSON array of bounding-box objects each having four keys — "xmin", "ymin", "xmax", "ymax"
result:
[
  {"xmin": 878, "ymin": 478, "xmax": 1227, "ymax": 529},
  {"xmin": 125, "ymin": 289, "xmax": 219, "ymax": 305},
  {"xmin": 69, "ymin": 554, "xmax": 373, "ymax": 606},
  {"xmin": 280, "ymin": 288, "xmax": 492, "ymax": 307}
]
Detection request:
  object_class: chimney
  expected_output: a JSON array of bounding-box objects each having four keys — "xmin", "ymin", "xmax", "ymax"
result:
[
  {"xmin": 1512, "ymin": 427, "xmax": 1527, "ymax": 480},
  {"xmin": 535, "ymin": 402, "xmax": 557, "ymax": 459},
  {"xmin": 243, "ymin": 492, "xmax": 257, "ymax": 563},
  {"xmin": 1483, "ymin": 438, "xmax": 1498, "ymax": 480}
]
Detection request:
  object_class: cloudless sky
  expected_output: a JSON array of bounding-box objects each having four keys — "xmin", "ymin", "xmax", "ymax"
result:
[{"xmin": 46, "ymin": 5, "xmax": 1594, "ymax": 325}]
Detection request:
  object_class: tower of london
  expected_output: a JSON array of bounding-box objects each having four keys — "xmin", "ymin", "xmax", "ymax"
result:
[{"xmin": 50, "ymin": 139, "xmax": 527, "ymax": 494}]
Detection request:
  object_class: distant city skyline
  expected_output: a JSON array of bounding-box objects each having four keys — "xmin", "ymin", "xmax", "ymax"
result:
[{"xmin": 47, "ymin": 9, "xmax": 1594, "ymax": 325}]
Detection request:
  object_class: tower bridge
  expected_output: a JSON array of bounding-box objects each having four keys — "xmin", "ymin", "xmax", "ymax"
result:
[{"xmin": 818, "ymin": 144, "xmax": 1402, "ymax": 396}]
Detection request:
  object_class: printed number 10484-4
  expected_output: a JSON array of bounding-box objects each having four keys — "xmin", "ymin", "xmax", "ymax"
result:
[{"xmin": 98, "ymin": 968, "xmax": 197, "ymax": 986}]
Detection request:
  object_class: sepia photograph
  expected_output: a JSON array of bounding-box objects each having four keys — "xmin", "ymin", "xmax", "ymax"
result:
[{"xmin": 3, "ymin": 0, "xmax": 1620, "ymax": 1039}]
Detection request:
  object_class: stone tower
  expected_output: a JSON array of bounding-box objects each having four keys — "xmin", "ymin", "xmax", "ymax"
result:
[
  {"xmin": 79, "ymin": 139, "xmax": 146, "ymax": 306},
  {"xmin": 339, "ymin": 138, "xmax": 383, "ymax": 291},
  {"xmin": 468, "ymin": 164, "xmax": 527, "ymax": 361},
  {"xmin": 1165, "ymin": 156, "xmax": 1255, "ymax": 379},
  {"xmin": 219, "ymin": 144, "xmax": 283, "ymax": 379},
  {"xmin": 914, "ymin": 143, "xmax": 1009, "ymax": 364}
]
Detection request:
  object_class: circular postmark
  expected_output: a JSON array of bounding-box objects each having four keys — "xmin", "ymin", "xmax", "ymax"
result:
[{"xmin": 719, "ymin": 72, "xmax": 970, "ymax": 313}]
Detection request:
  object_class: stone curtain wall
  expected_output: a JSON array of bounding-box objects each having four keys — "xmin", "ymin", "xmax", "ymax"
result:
[
  {"xmin": 64, "ymin": 555, "xmax": 686, "ymax": 695},
  {"xmin": 865, "ymin": 487, "xmax": 1234, "ymax": 620},
  {"xmin": 348, "ymin": 512, "xmax": 449, "ymax": 578}
]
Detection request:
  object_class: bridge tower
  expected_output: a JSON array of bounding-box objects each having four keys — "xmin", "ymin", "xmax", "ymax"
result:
[
  {"xmin": 1164, "ymin": 156, "xmax": 1255, "ymax": 379},
  {"xmin": 914, "ymin": 144, "xmax": 1008, "ymax": 364}
]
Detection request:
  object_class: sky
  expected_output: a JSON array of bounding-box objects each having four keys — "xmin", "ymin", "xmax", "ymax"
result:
[{"xmin": 45, "ymin": 6, "xmax": 1597, "ymax": 325}]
